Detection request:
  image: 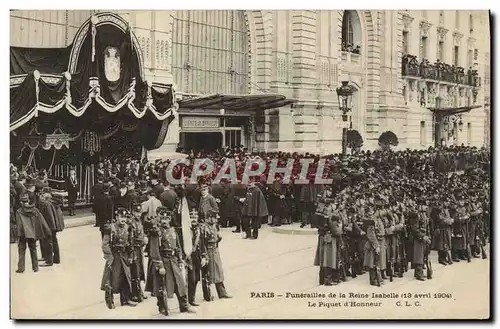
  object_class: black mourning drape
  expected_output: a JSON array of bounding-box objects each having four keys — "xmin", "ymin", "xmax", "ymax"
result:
[
  {"xmin": 10, "ymin": 46, "xmax": 71, "ymax": 75},
  {"xmin": 10, "ymin": 21, "xmax": 175, "ymax": 155}
]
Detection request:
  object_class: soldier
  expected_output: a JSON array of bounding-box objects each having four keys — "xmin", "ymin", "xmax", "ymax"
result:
[
  {"xmin": 313, "ymin": 187, "xmax": 344, "ymax": 286},
  {"xmin": 241, "ymin": 177, "xmax": 269, "ymax": 240},
  {"xmin": 100, "ymin": 208, "xmax": 137, "ymax": 309},
  {"xmin": 199, "ymin": 210, "xmax": 232, "ymax": 301},
  {"xmin": 408, "ymin": 202, "xmax": 432, "ymax": 281},
  {"xmin": 186, "ymin": 210, "xmax": 203, "ymax": 306},
  {"xmin": 15, "ymin": 193, "xmax": 52, "ymax": 273},
  {"xmin": 432, "ymin": 197, "xmax": 453, "ymax": 265},
  {"xmin": 363, "ymin": 205, "xmax": 385, "ymax": 286},
  {"xmin": 451, "ymin": 194, "xmax": 469, "ymax": 262},
  {"xmin": 198, "ymin": 183, "xmax": 219, "ymax": 220},
  {"xmin": 145, "ymin": 207, "xmax": 195, "ymax": 316},
  {"xmin": 129, "ymin": 203, "xmax": 148, "ymax": 303}
]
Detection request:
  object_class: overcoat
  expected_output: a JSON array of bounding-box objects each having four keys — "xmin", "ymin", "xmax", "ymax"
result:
[
  {"xmin": 313, "ymin": 217, "xmax": 343, "ymax": 269},
  {"xmin": 100, "ymin": 223, "xmax": 133, "ymax": 293},
  {"xmin": 16, "ymin": 206, "xmax": 52, "ymax": 240},
  {"xmin": 200, "ymin": 222, "xmax": 224, "ymax": 283},
  {"xmin": 241, "ymin": 185, "xmax": 269, "ymax": 217},
  {"xmin": 145, "ymin": 226, "xmax": 187, "ymax": 298}
]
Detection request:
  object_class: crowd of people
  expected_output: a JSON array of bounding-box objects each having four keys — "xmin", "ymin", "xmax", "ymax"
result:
[{"xmin": 10, "ymin": 144, "xmax": 490, "ymax": 315}]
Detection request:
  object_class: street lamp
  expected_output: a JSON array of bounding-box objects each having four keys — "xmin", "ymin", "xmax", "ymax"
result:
[{"xmin": 336, "ymin": 81, "xmax": 355, "ymax": 156}]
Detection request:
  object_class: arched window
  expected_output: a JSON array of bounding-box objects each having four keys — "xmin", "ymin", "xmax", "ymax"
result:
[
  {"xmin": 341, "ymin": 10, "xmax": 361, "ymax": 54},
  {"xmin": 172, "ymin": 10, "xmax": 249, "ymax": 94}
]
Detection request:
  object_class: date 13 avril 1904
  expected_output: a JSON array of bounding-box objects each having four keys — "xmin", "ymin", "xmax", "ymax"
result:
[{"xmin": 249, "ymin": 292, "xmax": 455, "ymax": 308}]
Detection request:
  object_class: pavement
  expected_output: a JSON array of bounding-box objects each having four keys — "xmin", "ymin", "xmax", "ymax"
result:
[{"xmin": 10, "ymin": 224, "xmax": 490, "ymax": 320}]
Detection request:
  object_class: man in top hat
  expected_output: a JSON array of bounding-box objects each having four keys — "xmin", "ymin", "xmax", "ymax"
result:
[
  {"xmin": 114, "ymin": 182, "xmax": 130, "ymax": 210},
  {"xmin": 100, "ymin": 207, "xmax": 137, "ymax": 309},
  {"xmin": 91, "ymin": 175, "xmax": 105, "ymax": 227},
  {"xmin": 241, "ymin": 176, "xmax": 268, "ymax": 240},
  {"xmin": 15, "ymin": 193, "xmax": 52, "ymax": 273},
  {"xmin": 145, "ymin": 206, "xmax": 195, "ymax": 316},
  {"xmin": 66, "ymin": 168, "xmax": 79, "ymax": 216},
  {"xmin": 95, "ymin": 183, "xmax": 114, "ymax": 239}
]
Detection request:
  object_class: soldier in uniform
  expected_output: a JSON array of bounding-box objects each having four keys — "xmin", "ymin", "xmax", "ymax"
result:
[
  {"xmin": 408, "ymin": 202, "xmax": 432, "ymax": 281},
  {"xmin": 129, "ymin": 203, "xmax": 148, "ymax": 303},
  {"xmin": 145, "ymin": 207, "xmax": 195, "ymax": 316},
  {"xmin": 186, "ymin": 210, "xmax": 203, "ymax": 306},
  {"xmin": 100, "ymin": 207, "xmax": 136, "ymax": 309},
  {"xmin": 432, "ymin": 197, "xmax": 453, "ymax": 265},
  {"xmin": 313, "ymin": 187, "xmax": 344, "ymax": 286},
  {"xmin": 199, "ymin": 210, "xmax": 232, "ymax": 301},
  {"xmin": 451, "ymin": 194, "xmax": 469, "ymax": 262},
  {"xmin": 363, "ymin": 205, "xmax": 385, "ymax": 286},
  {"xmin": 241, "ymin": 177, "xmax": 269, "ymax": 240},
  {"xmin": 15, "ymin": 193, "xmax": 52, "ymax": 273}
]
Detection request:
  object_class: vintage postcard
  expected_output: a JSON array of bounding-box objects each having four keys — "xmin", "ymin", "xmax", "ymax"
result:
[{"xmin": 9, "ymin": 9, "xmax": 491, "ymax": 320}]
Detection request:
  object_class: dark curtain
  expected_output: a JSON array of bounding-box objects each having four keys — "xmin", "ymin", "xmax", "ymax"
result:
[
  {"xmin": 10, "ymin": 73, "xmax": 37, "ymax": 125},
  {"xmin": 10, "ymin": 21, "xmax": 174, "ymax": 155},
  {"xmin": 10, "ymin": 46, "xmax": 71, "ymax": 75}
]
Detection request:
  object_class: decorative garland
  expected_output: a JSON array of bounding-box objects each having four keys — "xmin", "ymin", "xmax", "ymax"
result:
[{"xmin": 10, "ymin": 72, "xmax": 175, "ymax": 131}]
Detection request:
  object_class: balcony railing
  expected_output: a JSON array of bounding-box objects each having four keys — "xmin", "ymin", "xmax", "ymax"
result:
[{"xmin": 402, "ymin": 54, "xmax": 480, "ymax": 87}]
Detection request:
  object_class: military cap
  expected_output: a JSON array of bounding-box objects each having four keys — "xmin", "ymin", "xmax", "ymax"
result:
[
  {"xmin": 119, "ymin": 182, "xmax": 127, "ymax": 189},
  {"xmin": 19, "ymin": 193, "xmax": 30, "ymax": 202},
  {"xmin": 115, "ymin": 207, "xmax": 130, "ymax": 217},
  {"xmin": 25, "ymin": 178, "xmax": 35, "ymax": 188},
  {"xmin": 156, "ymin": 206, "xmax": 170, "ymax": 216},
  {"xmin": 131, "ymin": 203, "xmax": 142, "ymax": 213}
]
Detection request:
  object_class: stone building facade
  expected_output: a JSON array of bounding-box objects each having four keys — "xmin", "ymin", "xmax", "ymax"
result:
[{"xmin": 10, "ymin": 10, "xmax": 490, "ymax": 153}]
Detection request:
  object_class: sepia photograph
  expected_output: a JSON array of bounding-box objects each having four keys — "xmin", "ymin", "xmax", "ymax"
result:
[{"xmin": 8, "ymin": 8, "xmax": 491, "ymax": 320}]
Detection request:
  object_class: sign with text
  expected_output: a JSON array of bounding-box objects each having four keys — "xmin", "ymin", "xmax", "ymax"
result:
[{"xmin": 182, "ymin": 117, "xmax": 220, "ymax": 129}]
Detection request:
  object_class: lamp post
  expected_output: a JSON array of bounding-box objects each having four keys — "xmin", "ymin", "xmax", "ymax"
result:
[{"xmin": 336, "ymin": 81, "xmax": 355, "ymax": 156}]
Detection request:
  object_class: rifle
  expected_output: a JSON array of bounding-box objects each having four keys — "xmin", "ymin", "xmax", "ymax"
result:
[
  {"xmin": 388, "ymin": 237, "xmax": 394, "ymax": 282},
  {"xmin": 424, "ymin": 242, "xmax": 433, "ymax": 279},
  {"xmin": 373, "ymin": 252, "xmax": 382, "ymax": 287},
  {"xmin": 158, "ymin": 269, "xmax": 169, "ymax": 315}
]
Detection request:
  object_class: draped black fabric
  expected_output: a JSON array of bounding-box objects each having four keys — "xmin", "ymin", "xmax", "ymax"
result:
[
  {"xmin": 10, "ymin": 73, "xmax": 37, "ymax": 125},
  {"xmin": 152, "ymin": 86, "xmax": 174, "ymax": 114},
  {"xmin": 10, "ymin": 46, "xmax": 71, "ymax": 75},
  {"xmin": 10, "ymin": 19, "xmax": 174, "ymax": 154},
  {"xmin": 70, "ymin": 23, "xmax": 94, "ymax": 108}
]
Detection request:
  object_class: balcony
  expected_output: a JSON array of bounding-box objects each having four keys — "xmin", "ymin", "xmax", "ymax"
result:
[{"xmin": 402, "ymin": 54, "xmax": 480, "ymax": 87}]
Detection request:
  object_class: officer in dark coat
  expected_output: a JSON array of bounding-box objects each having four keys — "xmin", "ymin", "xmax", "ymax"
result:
[
  {"xmin": 241, "ymin": 177, "xmax": 269, "ymax": 239},
  {"xmin": 145, "ymin": 207, "xmax": 195, "ymax": 316},
  {"xmin": 36, "ymin": 189, "xmax": 57, "ymax": 267},
  {"xmin": 100, "ymin": 208, "xmax": 136, "ymax": 309},
  {"xmin": 15, "ymin": 193, "xmax": 52, "ymax": 273}
]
